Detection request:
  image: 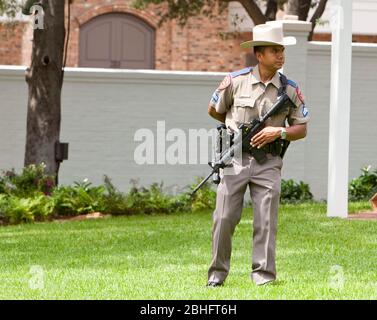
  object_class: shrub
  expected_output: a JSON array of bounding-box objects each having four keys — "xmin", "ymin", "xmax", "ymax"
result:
[
  {"xmin": 0, "ymin": 194, "xmax": 55, "ymax": 224},
  {"xmin": 349, "ymin": 166, "xmax": 377, "ymax": 201},
  {"xmin": 169, "ymin": 191, "xmax": 192, "ymax": 213},
  {"xmin": 124, "ymin": 181, "xmax": 174, "ymax": 215},
  {"xmin": 280, "ymin": 179, "xmax": 313, "ymax": 204},
  {"xmin": 189, "ymin": 177, "xmax": 216, "ymax": 212},
  {"xmin": 100, "ymin": 175, "xmax": 131, "ymax": 215},
  {"xmin": 101, "ymin": 177, "xmax": 214, "ymax": 215},
  {"xmin": 52, "ymin": 179, "xmax": 106, "ymax": 216},
  {"xmin": 0, "ymin": 168, "xmax": 317, "ymax": 226},
  {"xmin": 0, "ymin": 164, "xmax": 55, "ymax": 197},
  {"xmin": 93, "ymin": 177, "xmax": 190, "ymax": 216}
]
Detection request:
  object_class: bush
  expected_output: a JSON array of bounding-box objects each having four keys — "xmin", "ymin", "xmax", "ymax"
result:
[
  {"xmin": 0, "ymin": 166, "xmax": 316, "ymax": 226},
  {"xmin": 101, "ymin": 177, "xmax": 192, "ymax": 215},
  {"xmin": 189, "ymin": 177, "xmax": 216, "ymax": 212},
  {"xmin": 122, "ymin": 182, "xmax": 169, "ymax": 215},
  {"xmin": 280, "ymin": 179, "xmax": 313, "ymax": 204},
  {"xmin": 349, "ymin": 165, "xmax": 377, "ymax": 201},
  {"xmin": 169, "ymin": 191, "xmax": 192, "ymax": 213},
  {"xmin": 52, "ymin": 179, "xmax": 106, "ymax": 216},
  {"xmin": 0, "ymin": 164, "xmax": 55, "ymax": 197},
  {"xmin": 0, "ymin": 194, "xmax": 55, "ymax": 224},
  {"xmin": 100, "ymin": 175, "xmax": 131, "ymax": 216}
]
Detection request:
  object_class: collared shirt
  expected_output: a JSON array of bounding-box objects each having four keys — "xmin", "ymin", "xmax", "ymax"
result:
[{"xmin": 209, "ymin": 64, "xmax": 309, "ymax": 132}]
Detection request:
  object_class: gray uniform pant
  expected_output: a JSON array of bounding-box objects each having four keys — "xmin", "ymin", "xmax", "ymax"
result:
[{"xmin": 208, "ymin": 152, "xmax": 283, "ymax": 284}]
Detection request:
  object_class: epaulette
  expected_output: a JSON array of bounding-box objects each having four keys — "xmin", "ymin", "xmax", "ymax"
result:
[
  {"xmin": 230, "ymin": 67, "xmax": 253, "ymax": 78},
  {"xmin": 287, "ymin": 79, "xmax": 298, "ymax": 88}
]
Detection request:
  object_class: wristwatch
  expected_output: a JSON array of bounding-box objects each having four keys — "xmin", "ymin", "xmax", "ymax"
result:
[{"xmin": 280, "ymin": 127, "xmax": 287, "ymax": 140}]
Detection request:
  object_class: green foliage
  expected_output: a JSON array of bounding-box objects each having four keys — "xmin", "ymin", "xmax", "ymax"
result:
[
  {"xmin": 124, "ymin": 182, "xmax": 171, "ymax": 215},
  {"xmin": 0, "ymin": 0, "xmax": 20, "ymax": 18},
  {"xmin": 0, "ymin": 165, "xmax": 317, "ymax": 226},
  {"xmin": 349, "ymin": 166, "xmax": 377, "ymax": 201},
  {"xmin": 100, "ymin": 175, "xmax": 131, "ymax": 216},
  {"xmin": 0, "ymin": 164, "xmax": 56, "ymax": 197},
  {"xmin": 0, "ymin": 194, "xmax": 55, "ymax": 224},
  {"xmin": 189, "ymin": 177, "xmax": 216, "ymax": 212},
  {"xmin": 52, "ymin": 179, "xmax": 106, "ymax": 216},
  {"xmin": 131, "ymin": 0, "xmax": 322, "ymax": 27},
  {"xmin": 101, "ymin": 176, "xmax": 214, "ymax": 215},
  {"xmin": 280, "ymin": 179, "xmax": 313, "ymax": 204},
  {"xmin": 169, "ymin": 191, "xmax": 192, "ymax": 213},
  {"xmin": 132, "ymin": 0, "xmax": 227, "ymax": 26}
]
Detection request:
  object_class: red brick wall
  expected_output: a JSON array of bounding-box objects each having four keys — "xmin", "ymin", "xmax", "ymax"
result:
[
  {"xmin": 1, "ymin": 2, "xmax": 376, "ymax": 71},
  {"xmin": 66, "ymin": 0, "xmax": 251, "ymax": 72},
  {"xmin": 313, "ymin": 33, "xmax": 377, "ymax": 43},
  {"xmin": 0, "ymin": 22, "xmax": 27, "ymax": 65}
]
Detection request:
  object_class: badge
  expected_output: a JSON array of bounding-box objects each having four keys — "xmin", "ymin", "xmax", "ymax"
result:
[
  {"xmin": 217, "ymin": 75, "xmax": 231, "ymax": 90},
  {"xmin": 211, "ymin": 90, "xmax": 220, "ymax": 104},
  {"xmin": 302, "ymin": 105, "xmax": 309, "ymax": 117}
]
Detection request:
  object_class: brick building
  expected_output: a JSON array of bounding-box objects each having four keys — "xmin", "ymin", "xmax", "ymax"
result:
[{"xmin": 0, "ymin": 0, "xmax": 376, "ymax": 72}]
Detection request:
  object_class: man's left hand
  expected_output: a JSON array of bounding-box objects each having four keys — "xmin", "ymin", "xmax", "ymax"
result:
[{"xmin": 251, "ymin": 126, "xmax": 281, "ymax": 149}]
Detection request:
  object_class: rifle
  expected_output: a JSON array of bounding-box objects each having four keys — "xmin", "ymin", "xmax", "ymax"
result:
[{"xmin": 191, "ymin": 93, "xmax": 295, "ymax": 196}]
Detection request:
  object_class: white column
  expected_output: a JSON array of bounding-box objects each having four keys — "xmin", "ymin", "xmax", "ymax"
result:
[{"xmin": 327, "ymin": 0, "xmax": 353, "ymax": 218}]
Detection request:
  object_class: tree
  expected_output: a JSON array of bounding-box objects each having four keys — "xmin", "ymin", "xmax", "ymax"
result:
[
  {"xmin": 1, "ymin": 0, "xmax": 68, "ymax": 181},
  {"xmin": 133, "ymin": 0, "xmax": 328, "ymax": 40},
  {"xmin": 24, "ymin": 0, "xmax": 66, "ymax": 182}
]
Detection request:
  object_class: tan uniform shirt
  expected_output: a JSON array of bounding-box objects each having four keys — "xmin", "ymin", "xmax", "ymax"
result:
[{"xmin": 209, "ymin": 65, "xmax": 309, "ymax": 132}]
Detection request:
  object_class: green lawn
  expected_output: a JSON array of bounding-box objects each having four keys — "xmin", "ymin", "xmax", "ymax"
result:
[{"xmin": 0, "ymin": 202, "xmax": 376, "ymax": 300}]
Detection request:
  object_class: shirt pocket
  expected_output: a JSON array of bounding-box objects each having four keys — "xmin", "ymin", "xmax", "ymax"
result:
[{"xmin": 232, "ymin": 97, "xmax": 256, "ymax": 123}]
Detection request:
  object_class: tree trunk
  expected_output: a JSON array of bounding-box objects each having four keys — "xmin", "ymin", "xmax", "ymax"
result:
[
  {"xmin": 286, "ymin": 0, "xmax": 311, "ymax": 20},
  {"xmin": 265, "ymin": 0, "xmax": 278, "ymax": 21},
  {"xmin": 24, "ymin": 0, "xmax": 66, "ymax": 179},
  {"xmin": 308, "ymin": 0, "xmax": 328, "ymax": 41},
  {"xmin": 238, "ymin": 0, "xmax": 267, "ymax": 25}
]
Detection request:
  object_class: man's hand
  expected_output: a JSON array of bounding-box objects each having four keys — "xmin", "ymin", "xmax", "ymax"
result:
[
  {"xmin": 251, "ymin": 124, "xmax": 307, "ymax": 148},
  {"xmin": 251, "ymin": 126, "xmax": 281, "ymax": 149}
]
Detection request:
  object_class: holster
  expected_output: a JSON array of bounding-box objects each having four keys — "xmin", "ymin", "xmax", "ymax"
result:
[{"xmin": 244, "ymin": 139, "xmax": 287, "ymax": 164}]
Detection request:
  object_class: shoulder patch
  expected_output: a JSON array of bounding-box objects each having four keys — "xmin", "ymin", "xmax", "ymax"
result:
[
  {"xmin": 296, "ymin": 87, "xmax": 305, "ymax": 104},
  {"xmin": 217, "ymin": 75, "xmax": 231, "ymax": 90},
  {"xmin": 287, "ymin": 79, "xmax": 297, "ymax": 88},
  {"xmin": 230, "ymin": 67, "xmax": 253, "ymax": 78}
]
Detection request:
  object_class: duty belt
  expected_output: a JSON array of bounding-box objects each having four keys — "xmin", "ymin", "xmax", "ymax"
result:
[
  {"xmin": 244, "ymin": 139, "xmax": 283, "ymax": 161},
  {"xmin": 260, "ymin": 139, "xmax": 283, "ymax": 156}
]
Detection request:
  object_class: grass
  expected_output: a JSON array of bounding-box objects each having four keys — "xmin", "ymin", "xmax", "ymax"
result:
[{"xmin": 0, "ymin": 201, "xmax": 376, "ymax": 300}]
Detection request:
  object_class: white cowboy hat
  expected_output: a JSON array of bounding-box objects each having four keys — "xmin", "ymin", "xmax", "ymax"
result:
[{"xmin": 240, "ymin": 23, "xmax": 296, "ymax": 48}]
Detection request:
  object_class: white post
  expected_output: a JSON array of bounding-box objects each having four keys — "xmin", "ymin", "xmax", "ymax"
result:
[{"xmin": 327, "ymin": 0, "xmax": 353, "ymax": 218}]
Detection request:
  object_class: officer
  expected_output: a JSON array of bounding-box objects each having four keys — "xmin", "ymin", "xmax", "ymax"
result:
[{"xmin": 206, "ymin": 23, "xmax": 309, "ymax": 286}]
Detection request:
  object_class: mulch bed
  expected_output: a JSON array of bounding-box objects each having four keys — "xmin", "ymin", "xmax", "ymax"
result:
[
  {"xmin": 348, "ymin": 212, "xmax": 377, "ymax": 220},
  {"xmin": 52, "ymin": 212, "xmax": 111, "ymax": 222},
  {"xmin": 0, "ymin": 212, "xmax": 111, "ymax": 226}
]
